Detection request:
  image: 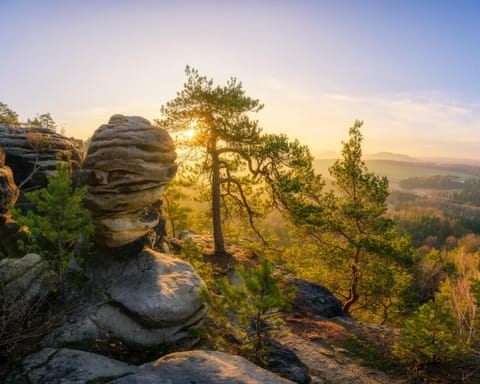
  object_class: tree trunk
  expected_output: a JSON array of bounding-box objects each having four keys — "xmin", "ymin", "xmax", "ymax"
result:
[
  {"xmin": 209, "ymin": 139, "xmax": 226, "ymax": 256},
  {"xmin": 342, "ymin": 247, "xmax": 361, "ymax": 314}
]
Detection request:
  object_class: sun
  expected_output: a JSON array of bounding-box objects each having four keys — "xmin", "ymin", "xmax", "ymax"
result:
[{"xmin": 183, "ymin": 119, "xmax": 198, "ymax": 138}]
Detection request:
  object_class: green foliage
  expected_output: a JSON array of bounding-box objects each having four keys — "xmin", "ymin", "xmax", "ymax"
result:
[
  {"xmin": 0, "ymin": 101, "xmax": 20, "ymax": 125},
  {"xmin": 162, "ymin": 181, "xmax": 194, "ymax": 238},
  {"xmin": 158, "ymin": 67, "xmax": 314, "ymax": 255},
  {"xmin": 279, "ymin": 121, "xmax": 414, "ymax": 319},
  {"xmin": 393, "ymin": 295, "xmax": 469, "ymax": 363},
  {"xmin": 157, "ymin": 66, "xmax": 265, "ymax": 254},
  {"xmin": 178, "ymin": 238, "xmax": 214, "ymax": 285},
  {"xmin": 26, "ymin": 112, "xmax": 57, "ymax": 131},
  {"xmin": 203, "ymin": 259, "xmax": 294, "ymax": 357},
  {"xmin": 473, "ymin": 278, "xmax": 480, "ymax": 306},
  {"xmin": 11, "ymin": 163, "xmax": 94, "ymax": 296}
]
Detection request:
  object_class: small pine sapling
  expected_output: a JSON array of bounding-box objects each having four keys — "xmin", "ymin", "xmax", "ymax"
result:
[{"xmin": 12, "ymin": 163, "xmax": 94, "ymax": 299}]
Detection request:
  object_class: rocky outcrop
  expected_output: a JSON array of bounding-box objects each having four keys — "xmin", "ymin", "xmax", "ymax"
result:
[
  {"xmin": 0, "ymin": 125, "xmax": 84, "ymax": 190},
  {"xmin": 79, "ymin": 114, "xmax": 177, "ymax": 248},
  {"xmin": 0, "ymin": 253, "xmax": 52, "ymax": 310},
  {"xmin": 112, "ymin": 350, "xmax": 293, "ymax": 384},
  {"xmin": 288, "ymin": 277, "xmax": 344, "ymax": 318},
  {"xmin": 8, "ymin": 348, "xmax": 293, "ymax": 384},
  {"xmin": 46, "ymin": 248, "xmax": 207, "ymax": 349},
  {"xmin": 5, "ymin": 348, "xmax": 135, "ymax": 384}
]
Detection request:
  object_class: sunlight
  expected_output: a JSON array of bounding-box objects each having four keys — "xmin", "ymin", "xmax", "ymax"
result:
[{"xmin": 183, "ymin": 119, "xmax": 198, "ymax": 138}]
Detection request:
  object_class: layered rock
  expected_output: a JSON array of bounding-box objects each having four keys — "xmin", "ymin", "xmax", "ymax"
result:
[
  {"xmin": 0, "ymin": 125, "xmax": 84, "ymax": 190},
  {"xmin": 46, "ymin": 248, "xmax": 207, "ymax": 349},
  {"xmin": 8, "ymin": 348, "xmax": 293, "ymax": 384},
  {"xmin": 79, "ymin": 114, "xmax": 177, "ymax": 248}
]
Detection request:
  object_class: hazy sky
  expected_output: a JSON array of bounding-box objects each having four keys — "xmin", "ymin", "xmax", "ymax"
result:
[{"xmin": 1, "ymin": 0, "xmax": 480, "ymax": 159}]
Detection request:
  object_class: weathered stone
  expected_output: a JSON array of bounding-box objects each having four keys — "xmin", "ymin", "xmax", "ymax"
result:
[
  {"xmin": 288, "ymin": 276, "xmax": 344, "ymax": 318},
  {"xmin": 111, "ymin": 350, "xmax": 294, "ymax": 384},
  {"xmin": 47, "ymin": 248, "xmax": 207, "ymax": 349},
  {"xmin": 5, "ymin": 348, "xmax": 135, "ymax": 384},
  {"xmin": 0, "ymin": 253, "xmax": 52, "ymax": 307},
  {"xmin": 79, "ymin": 115, "xmax": 177, "ymax": 248},
  {"xmin": 0, "ymin": 125, "xmax": 84, "ymax": 190},
  {"xmin": 264, "ymin": 339, "xmax": 311, "ymax": 384}
]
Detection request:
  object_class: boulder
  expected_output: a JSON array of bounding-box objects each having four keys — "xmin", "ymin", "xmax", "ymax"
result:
[
  {"xmin": 111, "ymin": 350, "xmax": 293, "ymax": 384},
  {"xmin": 0, "ymin": 125, "xmax": 84, "ymax": 190},
  {"xmin": 288, "ymin": 276, "xmax": 344, "ymax": 318},
  {"xmin": 264, "ymin": 339, "xmax": 311, "ymax": 384},
  {"xmin": 79, "ymin": 114, "xmax": 177, "ymax": 248},
  {"xmin": 7, "ymin": 349, "xmax": 293, "ymax": 384},
  {"xmin": 5, "ymin": 348, "xmax": 135, "ymax": 384},
  {"xmin": 46, "ymin": 248, "xmax": 207, "ymax": 349},
  {"xmin": 0, "ymin": 253, "xmax": 52, "ymax": 307}
]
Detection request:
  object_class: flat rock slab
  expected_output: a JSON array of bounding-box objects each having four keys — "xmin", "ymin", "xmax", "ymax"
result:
[
  {"xmin": 6, "ymin": 348, "xmax": 135, "ymax": 384},
  {"xmin": 7, "ymin": 349, "xmax": 292, "ymax": 384}
]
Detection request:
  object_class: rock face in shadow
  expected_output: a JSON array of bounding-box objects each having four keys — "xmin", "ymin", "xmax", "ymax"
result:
[
  {"xmin": 46, "ymin": 248, "xmax": 207, "ymax": 349},
  {"xmin": 79, "ymin": 114, "xmax": 177, "ymax": 248},
  {"xmin": 0, "ymin": 125, "xmax": 84, "ymax": 190},
  {"xmin": 0, "ymin": 253, "xmax": 53, "ymax": 312},
  {"xmin": 288, "ymin": 276, "xmax": 344, "ymax": 318}
]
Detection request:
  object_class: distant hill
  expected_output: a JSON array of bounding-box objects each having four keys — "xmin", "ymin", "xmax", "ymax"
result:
[{"xmin": 364, "ymin": 152, "xmax": 417, "ymax": 162}]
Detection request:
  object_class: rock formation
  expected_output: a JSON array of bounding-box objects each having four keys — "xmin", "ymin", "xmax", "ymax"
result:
[
  {"xmin": 0, "ymin": 125, "xmax": 84, "ymax": 191},
  {"xmin": 47, "ymin": 248, "xmax": 207, "ymax": 349},
  {"xmin": 0, "ymin": 253, "xmax": 53, "ymax": 310},
  {"xmin": 7, "ymin": 348, "xmax": 293, "ymax": 384},
  {"xmin": 79, "ymin": 114, "xmax": 177, "ymax": 248},
  {"xmin": 0, "ymin": 148, "xmax": 22, "ymax": 257},
  {"xmin": 288, "ymin": 276, "xmax": 344, "ymax": 318}
]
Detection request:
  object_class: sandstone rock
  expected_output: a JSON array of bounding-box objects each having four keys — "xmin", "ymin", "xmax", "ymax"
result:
[
  {"xmin": 47, "ymin": 248, "xmax": 207, "ymax": 349},
  {"xmin": 5, "ymin": 348, "xmax": 135, "ymax": 384},
  {"xmin": 79, "ymin": 114, "xmax": 177, "ymax": 248},
  {"xmin": 0, "ymin": 253, "xmax": 52, "ymax": 307},
  {"xmin": 264, "ymin": 339, "xmax": 311, "ymax": 384},
  {"xmin": 288, "ymin": 276, "xmax": 343, "ymax": 318},
  {"xmin": 8, "ymin": 349, "xmax": 293, "ymax": 384},
  {"xmin": 0, "ymin": 148, "xmax": 19, "ymax": 213},
  {"xmin": 111, "ymin": 350, "xmax": 293, "ymax": 384},
  {"xmin": 0, "ymin": 125, "xmax": 84, "ymax": 190}
]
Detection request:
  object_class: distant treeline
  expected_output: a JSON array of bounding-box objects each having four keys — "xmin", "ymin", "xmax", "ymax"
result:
[{"xmin": 399, "ymin": 175, "xmax": 464, "ymax": 190}]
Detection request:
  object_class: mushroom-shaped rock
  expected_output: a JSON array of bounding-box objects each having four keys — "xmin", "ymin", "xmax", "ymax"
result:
[{"xmin": 80, "ymin": 115, "xmax": 177, "ymax": 248}]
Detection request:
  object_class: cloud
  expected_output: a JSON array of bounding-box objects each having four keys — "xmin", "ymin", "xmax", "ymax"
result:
[{"xmin": 256, "ymin": 84, "xmax": 480, "ymax": 159}]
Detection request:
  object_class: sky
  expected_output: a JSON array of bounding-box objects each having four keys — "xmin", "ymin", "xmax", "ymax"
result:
[{"xmin": 1, "ymin": 0, "xmax": 480, "ymax": 159}]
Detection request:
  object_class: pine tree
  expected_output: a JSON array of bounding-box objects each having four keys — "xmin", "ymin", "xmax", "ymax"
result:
[
  {"xmin": 393, "ymin": 295, "xmax": 468, "ymax": 363},
  {"xmin": 12, "ymin": 163, "xmax": 94, "ymax": 298}
]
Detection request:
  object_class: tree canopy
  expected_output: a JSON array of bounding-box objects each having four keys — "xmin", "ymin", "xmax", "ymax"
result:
[
  {"xmin": 158, "ymin": 67, "xmax": 312, "ymax": 255},
  {"xmin": 0, "ymin": 102, "xmax": 20, "ymax": 126}
]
